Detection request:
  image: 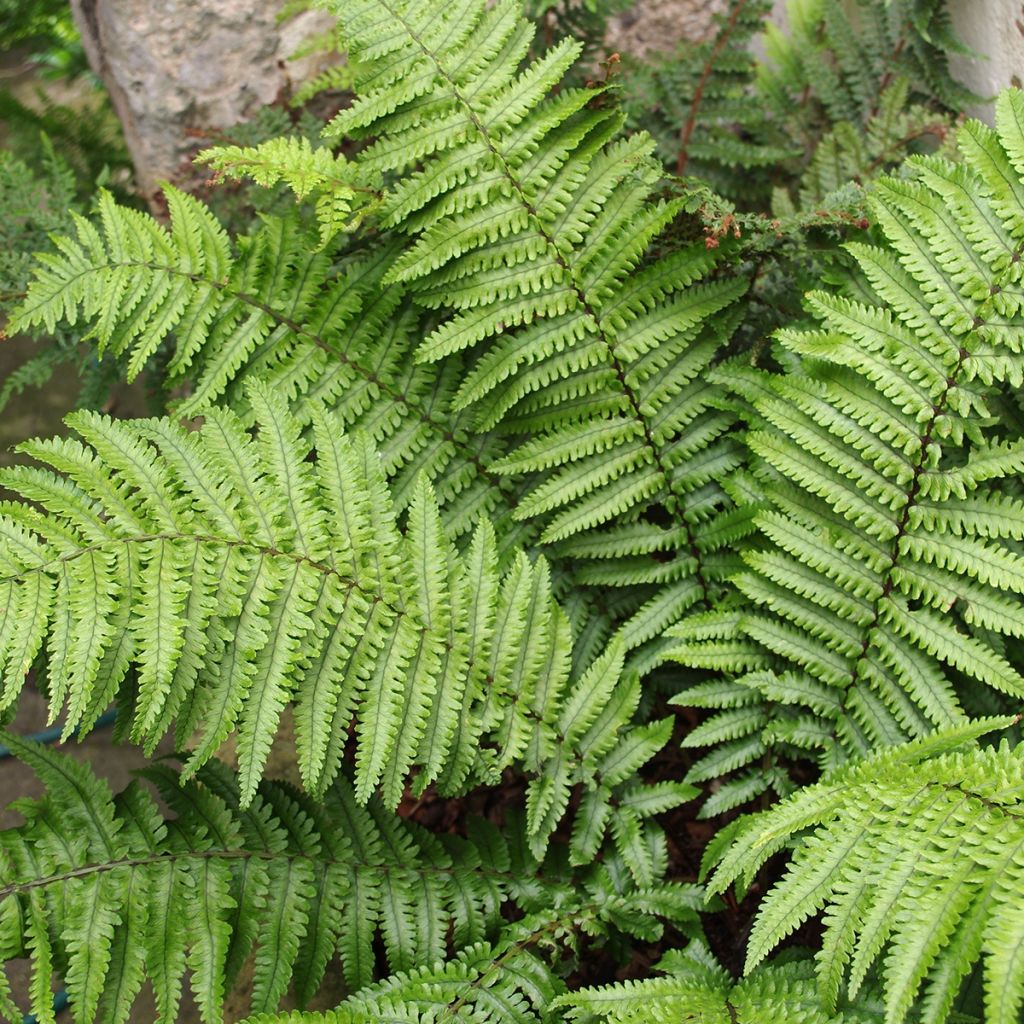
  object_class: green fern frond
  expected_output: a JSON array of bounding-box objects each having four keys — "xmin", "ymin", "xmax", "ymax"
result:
[
  {"xmin": 316, "ymin": 0, "xmax": 754, "ymax": 673},
  {"xmin": 622, "ymin": 0, "xmax": 787, "ymax": 192},
  {"xmin": 0, "ymin": 739, "xmax": 703, "ymax": 1024},
  {"xmin": 797, "ymin": 79, "xmax": 953, "ymax": 208},
  {"xmin": 0, "ymin": 385, "xmax": 687, "ymax": 861},
  {"xmin": 556, "ymin": 941, "xmax": 890, "ymax": 1023},
  {"xmin": 244, "ymin": 900, "xmax": 710, "ymax": 1024},
  {"xmin": 197, "ymin": 137, "xmax": 367, "ymax": 248},
  {"xmin": 292, "ymin": 63, "xmax": 355, "ymax": 106},
  {"xmin": 708, "ymin": 718, "xmax": 1023, "ymax": 1024},
  {"xmin": 8, "ymin": 191, "xmax": 529, "ymax": 543},
  {"xmin": 671, "ymin": 91, "xmax": 1024, "ymax": 800},
  {"xmin": 759, "ymin": 0, "xmax": 974, "ymax": 134}
]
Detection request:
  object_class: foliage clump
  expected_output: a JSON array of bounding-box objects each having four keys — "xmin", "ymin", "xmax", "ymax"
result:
[{"xmin": 1, "ymin": 2, "xmax": 1021, "ymax": 1024}]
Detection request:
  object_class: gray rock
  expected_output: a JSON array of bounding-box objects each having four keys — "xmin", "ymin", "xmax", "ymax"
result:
[{"xmin": 71, "ymin": 0, "xmax": 337, "ymax": 205}]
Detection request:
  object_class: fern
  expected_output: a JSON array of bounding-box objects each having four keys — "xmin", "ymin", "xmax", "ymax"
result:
[
  {"xmin": 708, "ymin": 718, "xmax": 1023, "ymax": 1024},
  {"xmin": 525, "ymin": 1, "xmax": 632, "ymax": 68},
  {"xmin": 622, "ymin": 0, "xmax": 788, "ymax": 194},
  {"xmin": 792, "ymin": 79, "xmax": 953, "ymax": 210},
  {"xmin": 313, "ymin": 0, "xmax": 758, "ymax": 675},
  {"xmin": 758, "ymin": 0, "xmax": 973, "ymax": 137},
  {"xmin": 11, "ymin": 0, "xmax": 755, "ymax": 672},
  {"xmin": 669, "ymin": 90, "xmax": 1024, "ymax": 811},
  {"xmin": 556, "ymin": 941, "xmax": 891, "ymax": 1023},
  {"xmin": 621, "ymin": 0, "xmax": 965, "ymax": 210},
  {"xmin": 0, "ymin": 737, "xmax": 702, "ymax": 1024},
  {"xmin": 197, "ymin": 137, "xmax": 365, "ymax": 248},
  {"xmin": 327, "ymin": 0, "xmax": 740, "ymax": 531},
  {"xmin": 4, "ymin": 5, "xmax": 1023, "ymax": 1024},
  {"xmin": 0, "ymin": 141, "xmax": 129, "ymax": 416},
  {"xmin": 0, "ymin": 382, "xmax": 689, "ymax": 864}
]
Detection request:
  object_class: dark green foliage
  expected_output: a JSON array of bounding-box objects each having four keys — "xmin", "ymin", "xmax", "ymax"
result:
[
  {"xmin": 0, "ymin": 144, "xmax": 120, "ymax": 415},
  {"xmin": 525, "ymin": 0, "xmax": 633, "ymax": 67},
  {"xmin": 622, "ymin": 0, "xmax": 964, "ymax": 210},
  {"xmin": 557, "ymin": 941, "xmax": 891, "ymax": 1023},
  {"xmin": 622, "ymin": 0, "xmax": 787, "ymax": 193},
  {"xmin": 0, "ymin": 90, "xmax": 131, "ymax": 198}
]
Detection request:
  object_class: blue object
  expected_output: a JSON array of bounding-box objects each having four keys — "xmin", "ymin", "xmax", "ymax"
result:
[
  {"xmin": 0, "ymin": 707, "xmax": 117, "ymax": 759},
  {"xmin": 22, "ymin": 987, "xmax": 69, "ymax": 1024}
]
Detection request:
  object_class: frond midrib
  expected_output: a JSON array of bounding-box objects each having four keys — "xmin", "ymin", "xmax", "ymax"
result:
[
  {"xmin": 0, "ymin": 842, "xmax": 543, "ymax": 902},
  {"xmin": 839, "ymin": 267, "xmax": 1011, "ymax": 698}
]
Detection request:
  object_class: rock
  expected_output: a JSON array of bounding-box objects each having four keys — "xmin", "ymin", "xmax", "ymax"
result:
[
  {"xmin": 608, "ymin": 0, "xmax": 728, "ymax": 58},
  {"xmin": 70, "ymin": 0, "xmax": 338, "ymax": 206}
]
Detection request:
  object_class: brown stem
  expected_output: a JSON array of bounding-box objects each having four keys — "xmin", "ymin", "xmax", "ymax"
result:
[{"xmin": 677, "ymin": 0, "xmax": 752, "ymax": 176}]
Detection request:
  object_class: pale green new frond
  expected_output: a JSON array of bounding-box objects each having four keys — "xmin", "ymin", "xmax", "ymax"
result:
[{"xmin": 197, "ymin": 137, "xmax": 365, "ymax": 247}]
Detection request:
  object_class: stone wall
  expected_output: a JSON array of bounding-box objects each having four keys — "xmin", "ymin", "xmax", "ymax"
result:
[{"xmin": 947, "ymin": 0, "xmax": 1024, "ymax": 119}]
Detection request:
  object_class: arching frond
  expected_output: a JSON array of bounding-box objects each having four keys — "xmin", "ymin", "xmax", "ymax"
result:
[
  {"xmin": 7, "ymin": 192, "xmax": 526, "ymax": 543},
  {"xmin": 0, "ymin": 385, "xmax": 687, "ymax": 862},
  {"xmin": 670, "ymin": 90, "xmax": 1024, "ymax": 806}
]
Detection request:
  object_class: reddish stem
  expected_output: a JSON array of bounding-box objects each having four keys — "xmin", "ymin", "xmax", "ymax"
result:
[{"xmin": 677, "ymin": 0, "xmax": 751, "ymax": 175}]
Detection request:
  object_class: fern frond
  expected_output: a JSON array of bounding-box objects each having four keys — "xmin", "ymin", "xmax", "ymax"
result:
[
  {"xmin": 0, "ymin": 387, "xmax": 686, "ymax": 862},
  {"xmin": 758, "ymin": 0, "xmax": 974, "ymax": 136},
  {"xmin": 0, "ymin": 739, "xmax": 703, "ymax": 1024},
  {"xmin": 671, "ymin": 92, "xmax": 1024, "ymax": 799},
  {"xmin": 197, "ymin": 137, "xmax": 365, "ymax": 248},
  {"xmin": 622, "ymin": 0, "xmax": 787, "ymax": 194},
  {"xmin": 708, "ymin": 718, "xmax": 1024, "ymax": 1024},
  {"xmin": 245, "ymin": 897, "xmax": 708, "ymax": 1024},
  {"xmin": 797, "ymin": 79, "xmax": 953, "ymax": 208},
  {"xmin": 9, "ymin": 191, "xmax": 531, "ymax": 543},
  {"xmin": 315, "ymin": 0, "xmax": 757, "ymax": 670},
  {"xmin": 556, "ymin": 940, "xmax": 889, "ymax": 1023}
]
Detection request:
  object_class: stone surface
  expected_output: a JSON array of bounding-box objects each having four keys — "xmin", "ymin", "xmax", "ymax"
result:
[
  {"xmin": 70, "ymin": 0, "xmax": 337, "ymax": 204},
  {"xmin": 948, "ymin": 0, "xmax": 1024, "ymax": 120},
  {"xmin": 609, "ymin": 0, "xmax": 728, "ymax": 57}
]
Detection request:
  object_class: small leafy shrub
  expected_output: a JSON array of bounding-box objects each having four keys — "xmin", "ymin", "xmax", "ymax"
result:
[{"xmin": 1, "ymin": 1, "xmax": 1022, "ymax": 1023}]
